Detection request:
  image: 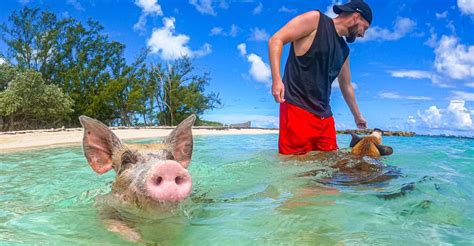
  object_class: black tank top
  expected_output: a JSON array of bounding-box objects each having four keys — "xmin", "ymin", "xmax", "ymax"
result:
[{"xmin": 282, "ymin": 11, "xmax": 349, "ymax": 118}]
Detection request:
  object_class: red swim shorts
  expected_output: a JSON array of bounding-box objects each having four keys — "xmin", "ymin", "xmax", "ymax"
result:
[{"xmin": 279, "ymin": 102, "xmax": 338, "ymax": 155}]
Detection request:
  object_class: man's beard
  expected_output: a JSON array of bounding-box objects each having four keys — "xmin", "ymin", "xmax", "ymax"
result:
[{"xmin": 346, "ymin": 25, "xmax": 358, "ymax": 43}]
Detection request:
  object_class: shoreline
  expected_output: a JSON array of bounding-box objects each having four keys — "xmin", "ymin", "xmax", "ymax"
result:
[
  {"xmin": 4, "ymin": 126, "xmax": 471, "ymax": 154},
  {"xmin": 0, "ymin": 127, "xmax": 279, "ymax": 154}
]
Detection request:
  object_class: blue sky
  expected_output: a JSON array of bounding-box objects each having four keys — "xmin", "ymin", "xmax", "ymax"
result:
[{"xmin": 1, "ymin": 0, "xmax": 474, "ymax": 136}]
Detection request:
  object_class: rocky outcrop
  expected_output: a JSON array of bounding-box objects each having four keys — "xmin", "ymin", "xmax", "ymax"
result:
[{"xmin": 337, "ymin": 129, "xmax": 415, "ymax": 137}]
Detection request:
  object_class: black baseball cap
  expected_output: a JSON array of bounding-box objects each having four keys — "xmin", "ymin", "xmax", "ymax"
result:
[{"xmin": 333, "ymin": 0, "xmax": 373, "ymax": 24}]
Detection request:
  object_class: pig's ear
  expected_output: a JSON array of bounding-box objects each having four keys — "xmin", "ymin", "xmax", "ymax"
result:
[
  {"xmin": 164, "ymin": 114, "xmax": 196, "ymax": 169},
  {"xmin": 79, "ymin": 116, "xmax": 123, "ymax": 174},
  {"xmin": 349, "ymin": 132, "xmax": 362, "ymax": 147}
]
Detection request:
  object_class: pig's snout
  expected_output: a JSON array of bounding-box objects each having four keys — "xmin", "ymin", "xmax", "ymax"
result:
[{"xmin": 145, "ymin": 161, "xmax": 192, "ymax": 202}]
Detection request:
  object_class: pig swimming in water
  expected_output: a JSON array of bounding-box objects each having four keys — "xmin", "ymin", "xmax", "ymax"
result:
[
  {"xmin": 296, "ymin": 128, "xmax": 397, "ymax": 186},
  {"xmin": 79, "ymin": 114, "xmax": 196, "ymax": 241}
]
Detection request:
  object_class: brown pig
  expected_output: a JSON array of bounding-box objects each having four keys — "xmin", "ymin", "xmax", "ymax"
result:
[
  {"xmin": 349, "ymin": 128, "xmax": 393, "ymax": 158},
  {"xmin": 79, "ymin": 114, "xmax": 196, "ymax": 241},
  {"xmin": 297, "ymin": 128, "xmax": 396, "ymax": 185}
]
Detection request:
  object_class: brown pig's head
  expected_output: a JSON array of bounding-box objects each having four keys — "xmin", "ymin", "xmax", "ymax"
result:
[
  {"xmin": 79, "ymin": 115, "xmax": 196, "ymax": 205},
  {"xmin": 349, "ymin": 128, "xmax": 393, "ymax": 158}
]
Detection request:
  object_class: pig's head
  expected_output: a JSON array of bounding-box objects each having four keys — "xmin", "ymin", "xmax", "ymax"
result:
[
  {"xmin": 79, "ymin": 115, "xmax": 196, "ymax": 205},
  {"xmin": 349, "ymin": 128, "xmax": 393, "ymax": 158}
]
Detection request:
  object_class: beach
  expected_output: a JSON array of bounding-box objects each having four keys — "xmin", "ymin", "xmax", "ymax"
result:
[{"xmin": 0, "ymin": 127, "xmax": 279, "ymax": 154}]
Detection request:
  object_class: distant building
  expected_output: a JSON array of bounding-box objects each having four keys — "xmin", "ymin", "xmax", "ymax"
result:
[{"xmin": 229, "ymin": 121, "xmax": 251, "ymax": 128}]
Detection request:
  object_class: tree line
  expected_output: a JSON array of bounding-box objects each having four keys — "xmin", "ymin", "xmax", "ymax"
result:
[{"xmin": 0, "ymin": 7, "xmax": 221, "ymax": 131}]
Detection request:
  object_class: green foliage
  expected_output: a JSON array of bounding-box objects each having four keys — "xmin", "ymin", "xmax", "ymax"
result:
[
  {"xmin": 0, "ymin": 7, "xmax": 221, "ymax": 130},
  {"xmin": 0, "ymin": 64, "xmax": 17, "ymax": 91},
  {"xmin": 195, "ymin": 119, "xmax": 224, "ymax": 127},
  {"xmin": 0, "ymin": 69, "xmax": 73, "ymax": 130},
  {"xmin": 154, "ymin": 57, "xmax": 221, "ymax": 126}
]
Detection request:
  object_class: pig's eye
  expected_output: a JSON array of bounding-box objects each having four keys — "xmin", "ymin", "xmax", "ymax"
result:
[
  {"xmin": 164, "ymin": 150, "xmax": 174, "ymax": 160},
  {"xmin": 121, "ymin": 150, "xmax": 138, "ymax": 168}
]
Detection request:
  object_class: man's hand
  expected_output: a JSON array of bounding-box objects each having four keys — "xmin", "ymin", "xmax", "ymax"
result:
[
  {"xmin": 272, "ymin": 80, "xmax": 286, "ymax": 103},
  {"xmin": 355, "ymin": 115, "xmax": 367, "ymax": 129}
]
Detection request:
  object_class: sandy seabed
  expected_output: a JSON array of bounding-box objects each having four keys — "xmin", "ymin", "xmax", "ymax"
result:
[{"xmin": 0, "ymin": 127, "xmax": 278, "ymax": 154}]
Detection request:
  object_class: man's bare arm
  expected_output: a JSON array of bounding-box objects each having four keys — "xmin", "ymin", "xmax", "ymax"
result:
[
  {"xmin": 338, "ymin": 57, "xmax": 367, "ymax": 129},
  {"xmin": 268, "ymin": 10, "xmax": 320, "ymax": 103}
]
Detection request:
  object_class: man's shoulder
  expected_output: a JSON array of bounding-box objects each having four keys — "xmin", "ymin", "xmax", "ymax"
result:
[
  {"xmin": 296, "ymin": 10, "xmax": 322, "ymax": 27},
  {"xmin": 303, "ymin": 10, "xmax": 322, "ymax": 18},
  {"xmin": 313, "ymin": 10, "xmax": 330, "ymax": 20}
]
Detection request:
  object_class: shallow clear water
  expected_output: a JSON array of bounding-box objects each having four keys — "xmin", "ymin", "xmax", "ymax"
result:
[{"xmin": 1, "ymin": 134, "xmax": 473, "ymax": 245}]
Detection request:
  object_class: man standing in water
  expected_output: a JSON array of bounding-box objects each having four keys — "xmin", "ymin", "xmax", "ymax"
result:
[{"xmin": 268, "ymin": 0, "xmax": 372, "ymax": 155}]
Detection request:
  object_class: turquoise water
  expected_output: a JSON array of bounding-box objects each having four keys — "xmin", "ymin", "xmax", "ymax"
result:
[{"xmin": 1, "ymin": 134, "xmax": 473, "ymax": 245}]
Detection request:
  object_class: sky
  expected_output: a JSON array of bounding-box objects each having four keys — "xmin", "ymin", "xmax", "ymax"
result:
[{"xmin": 1, "ymin": 0, "xmax": 474, "ymax": 137}]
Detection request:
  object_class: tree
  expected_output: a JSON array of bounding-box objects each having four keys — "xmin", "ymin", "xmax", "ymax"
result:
[
  {"xmin": 0, "ymin": 63, "xmax": 16, "ymax": 92},
  {"xmin": 153, "ymin": 57, "xmax": 221, "ymax": 126},
  {"xmin": 1, "ymin": 7, "xmax": 221, "ymax": 129},
  {"xmin": 1, "ymin": 7, "xmax": 134, "ymax": 124},
  {"xmin": 0, "ymin": 69, "xmax": 73, "ymax": 130}
]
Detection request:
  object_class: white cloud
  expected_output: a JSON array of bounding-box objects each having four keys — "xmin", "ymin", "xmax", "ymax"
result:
[
  {"xmin": 379, "ymin": 92, "xmax": 432, "ymax": 100},
  {"xmin": 210, "ymin": 27, "xmax": 223, "ymax": 36},
  {"xmin": 434, "ymin": 35, "xmax": 474, "ymax": 80},
  {"xmin": 0, "ymin": 57, "xmax": 5, "ymax": 65},
  {"xmin": 253, "ymin": 2, "xmax": 263, "ymax": 15},
  {"xmin": 446, "ymin": 20, "xmax": 456, "ymax": 33},
  {"xmin": 406, "ymin": 96, "xmax": 433, "ymax": 100},
  {"xmin": 147, "ymin": 17, "xmax": 211, "ymax": 60},
  {"xmin": 133, "ymin": 0, "xmax": 163, "ymax": 31},
  {"xmin": 418, "ymin": 100, "xmax": 473, "ymax": 129},
  {"xmin": 388, "ymin": 70, "xmax": 432, "ymax": 79},
  {"xmin": 237, "ymin": 43, "xmax": 271, "ymax": 85},
  {"xmin": 424, "ymin": 27, "xmax": 438, "ymax": 48},
  {"xmin": 136, "ymin": 0, "xmax": 163, "ymax": 15},
  {"xmin": 446, "ymin": 100, "xmax": 473, "ymax": 128},
  {"xmin": 418, "ymin": 106, "xmax": 443, "ymax": 128},
  {"xmin": 250, "ymin": 27, "xmax": 269, "ymax": 41},
  {"xmin": 331, "ymin": 78, "xmax": 358, "ymax": 89},
  {"xmin": 465, "ymin": 82, "xmax": 474, "ymax": 88},
  {"xmin": 229, "ymin": 24, "xmax": 239, "ymax": 37},
  {"xmin": 189, "ymin": 0, "xmax": 216, "ymax": 16},
  {"xmin": 219, "ymin": 0, "xmax": 229, "ymax": 9},
  {"xmin": 67, "ymin": 0, "xmax": 84, "ymax": 11},
  {"xmin": 430, "ymin": 74, "xmax": 453, "ymax": 88},
  {"xmin": 361, "ymin": 17, "xmax": 416, "ymax": 42},
  {"xmin": 247, "ymin": 54, "xmax": 271, "ymax": 85},
  {"xmin": 209, "ymin": 25, "xmax": 239, "ymax": 37},
  {"xmin": 278, "ymin": 6, "xmax": 297, "ymax": 14},
  {"xmin": 450, "ymin": 91, "xmax": 474, "ymax": 101},
  {"xmin": 458, "ymin": 0, "xmax": 474, "ymax": 15},
  {"xmin": 134, "ymin": 15, "xmax": 148, "ymax": 31},
  {"xmin": 407, "ymin": 115, "xmax": 416, "ymax": 124},
  {"xmin": 379, "ymin": 92, "xmax": 401, "ymax": 99},
  {"xmin": 324, "ymin": 0, "xmax": 342, "ymax": 18},
  {"xmin": 435, "ymin": 11, "xmax": 448, "ymax": 19},
  {"xmin": 237, "ymin": 43, "xmax": 247, "ymax": 56},
  {"xmin": 193, "ymin": 43, "xmax": 212, "ymax": 57}
]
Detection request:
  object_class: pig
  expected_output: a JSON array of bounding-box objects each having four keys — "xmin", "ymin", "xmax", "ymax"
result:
[
  {"xmin": 349, "ymin": 128, "xmax": 393, "ymax": 158},
  {"xmin": 297, "ymin": 128, "xmax": 396, "ymax": 185},
  {"xmin": 280, "ymin": 129, "xmax": 403, "ymax": 209},
  {"xmin": 79, "ymin": 114, "xmax": 196, "ymax": 242}
]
